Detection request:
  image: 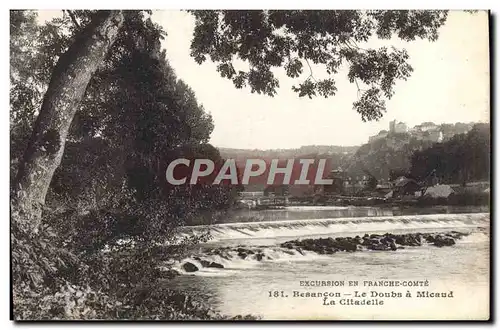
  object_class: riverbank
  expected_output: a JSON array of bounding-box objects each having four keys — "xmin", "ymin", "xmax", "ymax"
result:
[
  {"xmin": 164, "ymin": 209, "xmax": 489, "ymax": 319},
  {"xmin": 244, "ymin": 191, "xmax": 490, "ymax": 210}
]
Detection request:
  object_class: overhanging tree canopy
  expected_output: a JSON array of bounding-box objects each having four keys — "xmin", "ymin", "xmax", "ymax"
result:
[
  {"xmin": 12, "ymin": 9, "xmax": 455, "ymax": 235},
  {"xmin": 189, "ymin": 10, "xmax": 448, "ymax": 121}
]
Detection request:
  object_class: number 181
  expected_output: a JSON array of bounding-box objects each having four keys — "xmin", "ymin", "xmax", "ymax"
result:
[{"xmin": 268, "ymin": 290, "xmax": 285, "ymax": 298}]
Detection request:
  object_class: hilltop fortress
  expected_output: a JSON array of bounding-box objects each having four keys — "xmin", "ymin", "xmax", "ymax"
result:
[{"xmin": 368, "ymin": 120, "xmax": 475, "ymax": 143}]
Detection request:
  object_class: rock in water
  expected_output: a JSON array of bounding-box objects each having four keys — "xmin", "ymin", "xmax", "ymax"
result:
[
  {"xmin": 182, "ymin": 262, "xmax": 199, "ymax": 272},
  {"xmin": 343, "ymin": 242, "xmax": 358, "ymax": 252},
  {"xmin": 208, "ymin": 262, "xmax": 224, "ymax": 269},
  {"xmin": 198, "ymin": 259, "xmax": 211, "ymax": 267},
  {"xmin": 369, "ymin": 243, "xmax": 390, "ymax": 251},
  {"xmin": 433, "ymin": 235, "xmax": 456, "ymax": 247},
  {"xmin": 424, "ymin": 234, "xmax": 436, "ymax": 243}
]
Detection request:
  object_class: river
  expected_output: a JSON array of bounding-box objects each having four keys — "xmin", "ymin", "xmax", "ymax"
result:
[{"xmin": 167, "ymin": 205, "xmax": 490, "ymax": 320}]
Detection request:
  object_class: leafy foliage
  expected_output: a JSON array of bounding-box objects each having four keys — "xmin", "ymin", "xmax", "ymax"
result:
[
  {"xmin": 189, "ymin": 10, "xmax": 448, "ymax": 121},
  {"xmin": 10, "ymin": 10, "xmax": 74, "ymax": 179},
  {"xmin": 11, "ymin": 10, "xmax": 244, "ymax": 321},
  {"xmin": 410, "ymin": 123, "xmax": 490, "ymax": 184}
]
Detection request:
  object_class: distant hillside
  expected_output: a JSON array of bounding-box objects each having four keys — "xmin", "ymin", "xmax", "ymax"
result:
[
  {"xmin": 218, "ymin": 145, "xmax": 358, "ymax": 193},
  {"xmin": 219, "ymin": 145, "xmax": 358, "ymax": 178},
  {"xmin": 216, "ymin": 121, "xmax": 483, "ymax": 184},
  {"xmin": 347, "ymin": 121, "xmax": 485, "ymax": 181},
  {"xmin": 218, "ymin": 145, "xmax": 358, "ymax": 160}
]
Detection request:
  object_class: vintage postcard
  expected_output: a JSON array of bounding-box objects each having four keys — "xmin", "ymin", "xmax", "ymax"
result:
[{"xmin": 10, "ymin": 9, "xmax": 490, "ymax": 321}]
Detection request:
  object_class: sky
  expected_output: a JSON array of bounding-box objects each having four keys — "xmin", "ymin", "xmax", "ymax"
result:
[{"xmin": 37, "ymin": 10, "xmax": 490, "ymax": 149}]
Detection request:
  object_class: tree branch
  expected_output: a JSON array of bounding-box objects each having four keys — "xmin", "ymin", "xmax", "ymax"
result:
[
  {"xmin": 355, "ymin": 78, "xmax": 361, "ymax": 96},
  {"xmin": 348, "ymin": 38, "xmax": 367, "ymax": 51},
  {"xmin": 65, "ymin": 10, "xmax": 81, "ymax": 29},
  {"xmin": 354, "ymin": 78, "xmax": 368, "ymax": 97},
  {"xmin": 304, "ymin": 59, "xmax": 317, "ymax": 82}
]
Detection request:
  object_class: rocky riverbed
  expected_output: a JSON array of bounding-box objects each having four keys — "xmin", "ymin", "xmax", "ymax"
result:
[
  {"xmin": 279, "ymin": 231, "xmax": 467, "ymax": 253},
  {"xmin": 167, "ymin": 231, "xmax": 470, "ymax": 275}
]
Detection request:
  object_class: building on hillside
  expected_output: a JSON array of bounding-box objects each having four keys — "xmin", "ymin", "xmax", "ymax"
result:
[
  {"xmin": 342, "ymin": 175, "xmax": 371, "ymax": 195},
  {"xmin": 419, "ymin": 122, "xmax": 439, "ymax": 132},
  {"xmin": 313, "ymin": 169, "xmax": 372, "ymax": 196},
  {"xmin": 389, "ymin": 120, "xmax": 408, "ymax": 134},
  {"xmin": 430, "ymin": 130, "xmax": 444, "ymax": 142},
  {"xmin": 410, "ymin": 123, "xmax": 443, "ymax": 142},
  {"xmin": 424, "ymin": 184, "xmax": 455, "ymax": 198}
]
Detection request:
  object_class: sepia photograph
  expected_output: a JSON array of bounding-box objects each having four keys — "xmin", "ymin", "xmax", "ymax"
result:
[{"xmin": 9, "ymin": 9, "xmax": 491, "ymax": 321}]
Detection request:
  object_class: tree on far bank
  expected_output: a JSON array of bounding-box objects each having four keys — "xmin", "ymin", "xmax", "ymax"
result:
[{"xmin": 410, "ymin": 123, "xmax": 490, "ymax": 185}]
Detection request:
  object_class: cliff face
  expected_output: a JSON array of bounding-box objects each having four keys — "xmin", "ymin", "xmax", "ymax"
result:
[
  {"xmin": 346, "ymin": 133, "xmax": 434, "ymax": 181},
  {"xmin": 345, "ymin": 121, "xmax": 482, "ymax": 181}
]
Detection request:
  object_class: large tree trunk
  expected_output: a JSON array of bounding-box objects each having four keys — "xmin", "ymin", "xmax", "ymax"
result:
[{"xmin": 12, "ymin": 10, "xmax": 124, "ymax": 234}]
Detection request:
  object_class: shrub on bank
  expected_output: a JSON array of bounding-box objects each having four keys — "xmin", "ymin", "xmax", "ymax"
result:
[{"xmin": 12, "ymin": 208, "xmax": 258, "ymax": 321}]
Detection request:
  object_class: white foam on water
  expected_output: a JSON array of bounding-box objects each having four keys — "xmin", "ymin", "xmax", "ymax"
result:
[
  {"xmin": 167, "ymin": 245, "xmax": 337, "ymax": 276},
  {"xmin": 456, "ymin": 231, "xmax": 489, "ymax": 244},
  {"xmin": 161, "ymin": 212, "xmax": 490, "ymax": 278},
  {"xmin": 164, "ymin": 225, "xmax": 490, "ymax": 278},
  {"xmin": 179, "ymin": 213, "xmax": 489, "ymax": 242}
]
